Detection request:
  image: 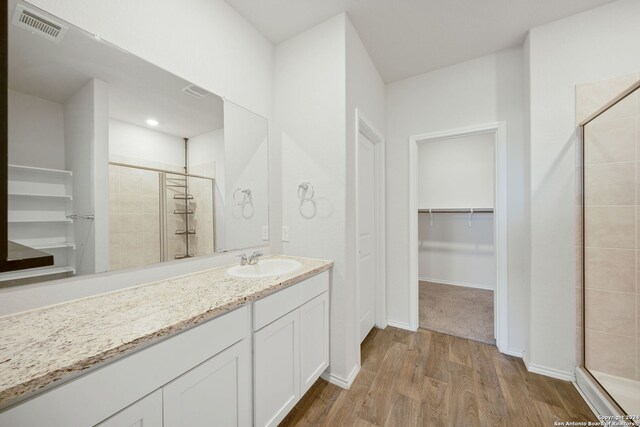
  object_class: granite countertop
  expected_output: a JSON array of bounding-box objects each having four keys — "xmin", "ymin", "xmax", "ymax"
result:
[{"xmin": 0, "ymin": 255, "xmax": 332, "ymax": 410}]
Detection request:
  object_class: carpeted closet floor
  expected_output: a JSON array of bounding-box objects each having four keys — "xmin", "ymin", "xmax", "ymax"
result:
[{"xmin": 419, "ymin": 281, "xmax": 495, "ymax": 345}]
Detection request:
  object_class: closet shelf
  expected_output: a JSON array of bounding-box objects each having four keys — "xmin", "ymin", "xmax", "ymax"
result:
[
  {"xmin": 9, "ymin": 192, "xmax": 72, "ymax": 200},
  {"xmin": 418, "ymin": 208, "xmax": 493, "ymax": 213},
  {"xmin": 8, "ymin": 164, "xmax": 72, "ymax": 176},
  {"xmin": 0, "ymin": 266, "xmax": 75, "ymax": 283},
  {"xmin": 8, "ymin": 217, "xmax": 74, "ymax": 224},
  {"xmin": 12, "ymin": 240, "xmax": 76, "ymax": 250}
]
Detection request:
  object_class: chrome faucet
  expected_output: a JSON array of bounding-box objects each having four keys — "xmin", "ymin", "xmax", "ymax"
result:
[
  {"xmin": 237, "ymin": 253, "xmax": 248, "ymax": 266},
  {"xmin": 247, "ymin": 251, "xmax": 263, "ymax": 265}
]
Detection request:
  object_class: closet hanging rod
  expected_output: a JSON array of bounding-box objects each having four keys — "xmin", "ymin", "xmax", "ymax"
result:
[{"xmin": 418, "ymin": 208, "xmax": 493, "ymax": 213}]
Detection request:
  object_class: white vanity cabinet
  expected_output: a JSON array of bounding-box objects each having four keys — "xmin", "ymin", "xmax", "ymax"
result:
[
  {"xmin": 253, "ymin": 271, "xmax": 329, "ymax": 427},
  {"xmin": 163, "ymin": 339, "xmax": 251, "ymax": 427},
  {"xmin": 0, "ymin": 306, "xmax": 251, "ymax": 427},
  {"xmin": 254, "ymin": 309, "xmax": 300, "ymax": 427},
  {"xmin": 0, "ymin": 266, "xmax": 332, "ymax": 427},
  {"xmin": 97, "ymin": 390, "xmax": 163, "ymax": 427},
  {"xmin": 98, "ymin": 338, "xmax": 252, "ymax": 427},
  {"xmin": 299, "ymin": 292, "xmax": 329, "ymax": 395}
]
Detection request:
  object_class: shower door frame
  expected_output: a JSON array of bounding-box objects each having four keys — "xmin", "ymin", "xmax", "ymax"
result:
[
  {"xmin": 108, "ymin": 162, "xmax": 216, "ymax": 263},
  {"xmin": 578, "ymin": 79, "xmax": 640, "ymax": 418}
]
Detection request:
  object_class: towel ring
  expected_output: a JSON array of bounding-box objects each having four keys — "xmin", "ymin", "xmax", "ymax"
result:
[
  {"xmin": 298, "ymin": 182, "xmax": 314, "ymax": 201},
  {"xmin": 233, "ymin": 188, "xmax": 251, "ymax": 204}
]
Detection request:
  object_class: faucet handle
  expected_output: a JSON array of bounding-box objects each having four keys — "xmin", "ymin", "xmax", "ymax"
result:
[
  {"xmin": 236, "ymin": 253, "xmax": 248, "ymax": 265},
  {"xmin": 248, "ymin": 251, "xmax": 263, "ymax": 265}
]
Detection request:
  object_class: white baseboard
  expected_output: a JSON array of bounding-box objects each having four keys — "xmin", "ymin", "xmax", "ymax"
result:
[
  {"xmin": 526, "ymin": 363, "xmax": 575, "ymax": 382},
  {"xmin": 386, "ymin": 320, "xmax": 417, "ymax": 331},
  {"xmin": 505, "ymin": 349, "xmax": 523, "ymax": 358},
  {"xmin": 418, "ymin": 277, "xmax": 494, "ymax": 291},
  {"xmin": 322, "ymin": 363, "xmax": 360, "ymax": 390}
]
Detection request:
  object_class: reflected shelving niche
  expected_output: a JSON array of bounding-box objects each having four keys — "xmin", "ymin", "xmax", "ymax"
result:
[{"xmin": 5, "ymin": 164, "xmax": 76, "ymax": 283}]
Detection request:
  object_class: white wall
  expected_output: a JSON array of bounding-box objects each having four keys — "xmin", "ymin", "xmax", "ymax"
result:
[
  {"xmin": 386, "ymin": 47, "xmax": 526, "ymax": 354},
  {"xmin": 189, "ymin": 128, "xmax": 226, "ymax": 249},
  {"xmin": 276, "ymin": 13, "xmax": 386, "ymax": 386},
  {"xmin": 1, "ymin": 0, "xmax": 276, "ymax": 314},
  {"xmin": 527, "ymin": 0, "xmax": 640, "ymax": 376},
  {"xmin": 109, "ymin": 119, "xmax": 185, "ymax": 170},
  {"xmin": 276, "ymin": 14, "xmax": 350, "ymax": 382},
  {"xmin": 224, "ymin": 102, "xmax": 269, "ymax": 251},
  {"xmin": 417, "ymin": 133, "xmax": 495, "ymax": 289},
  {"xmin": 64, "ymin": 79, "xmax": 110, "ymax": 275},
  {"xmin": 418, "ymin": 134, "xmax": 495, "ymax": 209},
  {"xmin": 8, "ymin": 90, "xmax": 65, "ymax": 170},
  {"xmin": 188, "ymin": 128, "xmax": 222, "ymax": 179},
  {"xmin": 418, "ymin": 213, "xmax": 495, "ymax": 289}
]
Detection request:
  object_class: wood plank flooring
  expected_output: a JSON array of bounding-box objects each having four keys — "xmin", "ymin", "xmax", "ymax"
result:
[{"xmin": 280, "ymin": 327, "xmax": 596, "ymax": 427}]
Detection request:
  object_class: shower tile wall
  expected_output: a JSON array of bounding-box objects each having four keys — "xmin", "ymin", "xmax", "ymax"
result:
[
  {"xmin": 109, "ymin": 165, "xmax": 161, "ymax": 270},
  {"xmin": 577, "ymin": 73, "xmax": 640, "ymax": 381}
]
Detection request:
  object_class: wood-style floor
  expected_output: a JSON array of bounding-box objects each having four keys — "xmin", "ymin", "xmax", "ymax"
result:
[{"xmin": 280, "ymin": 327, "xmax": 596, "ymax": 427}]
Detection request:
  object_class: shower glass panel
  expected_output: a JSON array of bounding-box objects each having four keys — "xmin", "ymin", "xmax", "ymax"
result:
[
  {"xmin": 582, "ymin": 81, "xmax": 640, "ymax": 416},
  {"xmin": 164, "ymin": 173, "xmax": 215, "ymax": 260},
  {"xmin": 108, "ymin": 164, "xmax": 215, "ymax": 270}
]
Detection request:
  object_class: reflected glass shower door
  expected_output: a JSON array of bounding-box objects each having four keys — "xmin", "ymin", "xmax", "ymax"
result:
[
  {"xmin": 108, "ymin": 163, "xmax": 216, "ymax": 270},
  {"xmin": 583, "ymin": 83, "xmax": 639, "ymax": 416}
]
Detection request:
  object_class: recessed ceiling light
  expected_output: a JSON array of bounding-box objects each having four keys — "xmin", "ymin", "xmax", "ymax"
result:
[{"xmin": 146, "ymin": 119, "xmax": 159, "ymax": 126}]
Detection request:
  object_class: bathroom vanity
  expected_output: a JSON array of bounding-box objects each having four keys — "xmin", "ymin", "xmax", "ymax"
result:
[{"xmin": 0, "ymin": 256, "xmax": 332, "ymax": 427}]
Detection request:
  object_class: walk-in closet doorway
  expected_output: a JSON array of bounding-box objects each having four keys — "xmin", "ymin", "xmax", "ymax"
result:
[{"xmin": 408, "ymin": 122, "xmax": 509, "ymax": 353}]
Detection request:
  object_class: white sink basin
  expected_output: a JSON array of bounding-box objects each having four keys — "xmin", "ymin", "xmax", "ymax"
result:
[{"xmin": 227, "ymin": 259, "xmax": 302, "ymax": 279}]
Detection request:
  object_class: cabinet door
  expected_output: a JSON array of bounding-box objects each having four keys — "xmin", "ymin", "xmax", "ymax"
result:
[
  {"xmin": 254, "ymin": 309, "xmax": 300, "ymax": 427},
  {"xmin": 96, "ymin": 389, "xmax": 162, "ymax": 427},
  {"xmin": 299, "ymin": 291, "xmax": 329, "ymax": 394},
  {"xmin": 163, "ymin": 339, "xmax": 251, "ymax": 427}
]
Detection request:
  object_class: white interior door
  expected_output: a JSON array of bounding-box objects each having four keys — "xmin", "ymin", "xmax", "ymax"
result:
[{"xmin": 358, "ymin": 133, "xmax": 376, "ymax": 342}]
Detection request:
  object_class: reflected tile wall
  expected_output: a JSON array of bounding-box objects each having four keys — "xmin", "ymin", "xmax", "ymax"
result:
[
  {"xmin": 578, "ymin": 74, "xmax": 639, "ymax": 381},
  {"xmin": 109, "ymin": 164, "xmax": 161, "ymax": 270}
]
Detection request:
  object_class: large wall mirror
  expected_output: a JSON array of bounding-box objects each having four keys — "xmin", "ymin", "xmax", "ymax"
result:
[{"xmin": 2, "ymin": 1, "xmax": 269, "ymax": 285}]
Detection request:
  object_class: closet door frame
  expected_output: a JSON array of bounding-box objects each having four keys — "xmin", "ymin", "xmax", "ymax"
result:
[
  {"xmin": 408, "ymin": 121, "xmax": 509, "ymax": 353},
  {"xmin": 354, "ymin": 108, "xmax": 387, "ymax": 338}
]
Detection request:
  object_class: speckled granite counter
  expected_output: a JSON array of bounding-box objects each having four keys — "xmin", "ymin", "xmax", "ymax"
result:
[{"xmin": 0, "ymin": 255, "xmax": 332, "ymax": 410}]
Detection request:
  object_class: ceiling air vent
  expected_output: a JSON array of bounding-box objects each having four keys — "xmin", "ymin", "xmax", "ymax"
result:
[
  {"xmin": 182, "ymin": 84, "xmax": 210, "ymax": 98},
  {"xmin": 12, "ymin": 5, "xmax": 68, "ymax": 43}
]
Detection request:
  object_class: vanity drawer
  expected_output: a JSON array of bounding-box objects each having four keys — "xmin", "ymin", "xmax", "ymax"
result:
[{"xmin": 253, "ymin": 271, "xmax": 329, "ymax": 331}]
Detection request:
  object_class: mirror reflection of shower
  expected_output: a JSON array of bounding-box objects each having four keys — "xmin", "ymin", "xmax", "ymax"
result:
[{"xmin": 108, "ymin": 115, "xmax": 220, "ymax": 271}]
